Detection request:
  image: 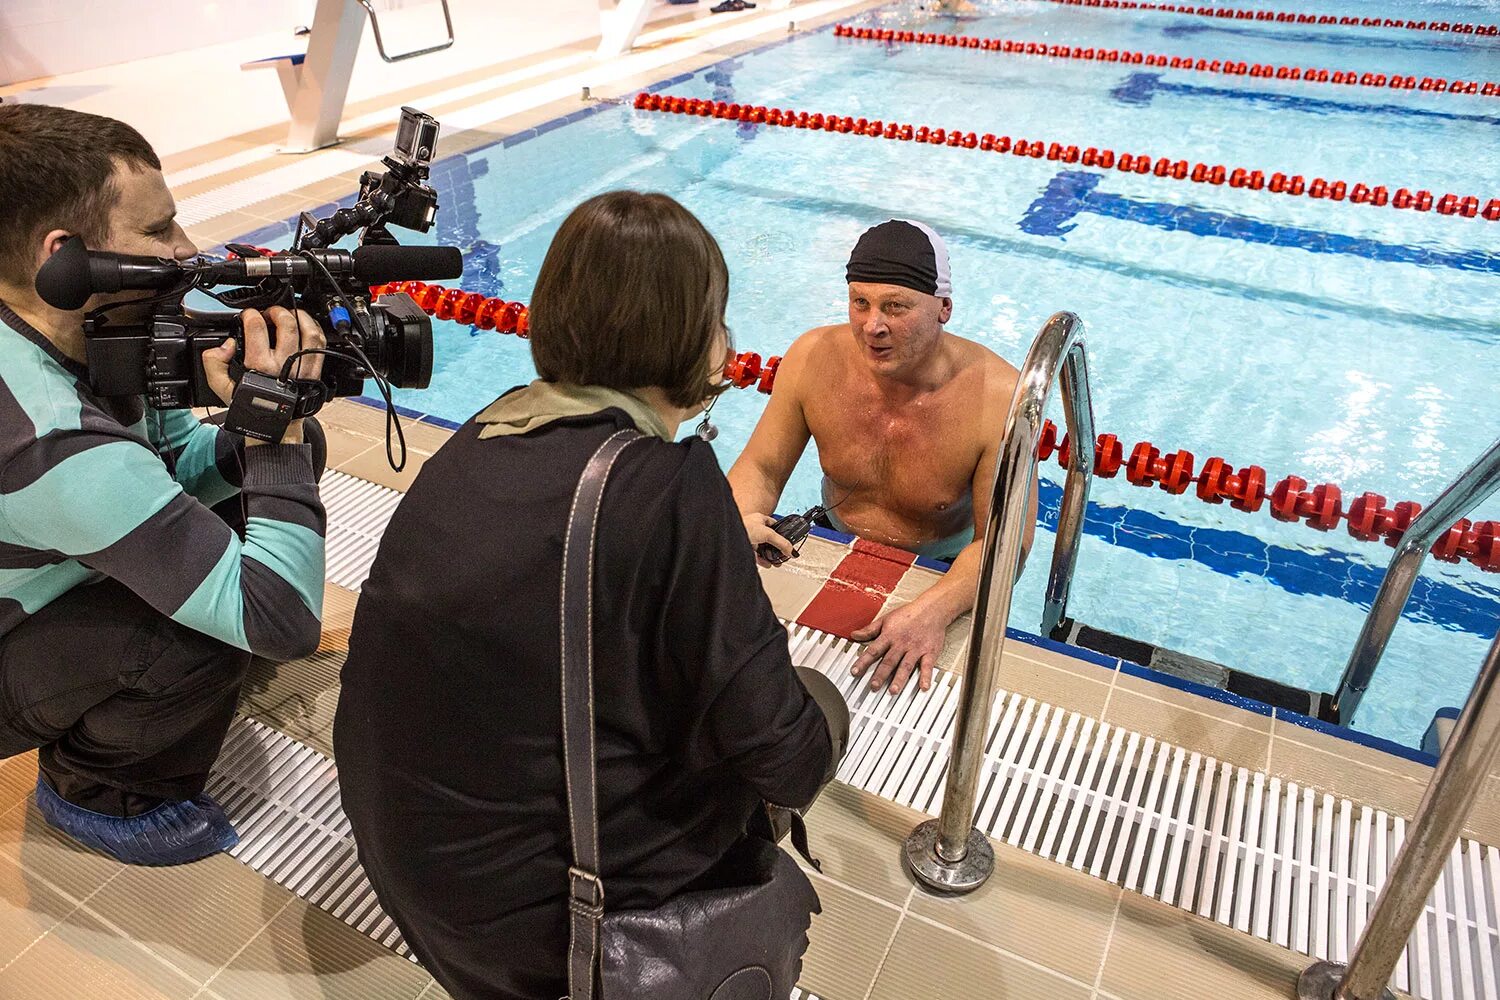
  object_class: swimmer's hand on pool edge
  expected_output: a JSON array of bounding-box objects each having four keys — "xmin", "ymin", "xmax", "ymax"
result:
[
  {"xmin": 850, "ymin": 601, "xmax": 946, "ymax": 696},
  {"xmin": 743, "ymin": 512, "xmax": 797, "ymax": 568}
]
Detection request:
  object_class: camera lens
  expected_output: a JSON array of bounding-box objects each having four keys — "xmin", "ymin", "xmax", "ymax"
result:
[{"xmin": 368, "ymin": 295, "xmax": 434, "ymax": 389}]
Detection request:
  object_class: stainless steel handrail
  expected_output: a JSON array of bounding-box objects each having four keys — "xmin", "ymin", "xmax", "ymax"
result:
[
  {"xmin": 1328, "ymin": 436, "xmax": 1500, "ymax": 726},
  {"xmin": 903, "ymin": 311, "xmax": 1095, "ymax": 892},
  {"xmin": 357, "ymin": 0, "xmax": 455, "ymax": 63},
  {"xmin": 1040, "ymin": 333, "xmax": 1096, "ymax": 637},
  {"xmin": 1297, "ymin": 628, "xmax": 1500, "ymax": 1000}
]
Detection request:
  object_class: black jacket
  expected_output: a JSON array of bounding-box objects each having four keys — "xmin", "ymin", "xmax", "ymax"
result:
[{"xmin": 333, "ymin": 407, "xmax": 831, "ymax": 1000}]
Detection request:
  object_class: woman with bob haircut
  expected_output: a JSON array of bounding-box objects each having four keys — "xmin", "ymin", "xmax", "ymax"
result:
[{"xmin": 334, "ymin": 191, "xmax": 847, "ymax": 1000}]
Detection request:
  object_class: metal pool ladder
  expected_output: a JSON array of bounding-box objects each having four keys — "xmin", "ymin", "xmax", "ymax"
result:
[
  {"xmin": 899, "ymin": 307, "xmax": 1497, "ymax": 893},
  {"xmin": 904, "ymin": 310, "xmax": 1096, "ymax": 892},
  {"xmin": 1326, "ymin": 435, "xmax": 1500, "ymax": 727},
  {"xmin": 1298, "ymin": 629, "xmax": 1500, "ymax": 999}
]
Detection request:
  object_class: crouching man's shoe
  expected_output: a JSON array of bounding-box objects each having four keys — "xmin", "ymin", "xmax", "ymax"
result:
[{"xmin": 34, "ymin": 775, "xmax": 239, "ymax": 866}]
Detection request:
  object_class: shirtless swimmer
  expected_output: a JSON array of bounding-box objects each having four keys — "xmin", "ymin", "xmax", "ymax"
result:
[{"xmin": 729, "ymin": 220, "xmax": 1037, "ymax": 695}]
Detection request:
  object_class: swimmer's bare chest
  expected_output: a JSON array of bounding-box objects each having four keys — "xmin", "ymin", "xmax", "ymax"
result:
[{"xmin": 806, "ymin": 381, "xmax": 980, "ymax": 535}]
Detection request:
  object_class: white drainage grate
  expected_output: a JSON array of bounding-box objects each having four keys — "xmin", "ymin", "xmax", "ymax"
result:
[
  {"xmin": 207, "ymin": 716, "xmax": 411, "ymax": 957},
  {"xmin": 788, "ymin": 624, "xmax": 1500, "ymax": 1000},
  {"xmin": 322, "ymin": 471, "xmax": 405, "ymax": 592}
]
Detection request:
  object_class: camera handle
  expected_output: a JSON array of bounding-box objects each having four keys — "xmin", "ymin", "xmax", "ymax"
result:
[
  {"xmin": 296, "ymin": 190, "xmax": 396, "ymax": 250},
  {"xmin": 297, "ymin": 156, "xmax": 429, "ymax": 250}
]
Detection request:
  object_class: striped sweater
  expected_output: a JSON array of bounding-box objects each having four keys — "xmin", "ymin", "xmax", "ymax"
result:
[{"xmin": 0, "ymin": 303, "xmax": 325, "ymax": 660}]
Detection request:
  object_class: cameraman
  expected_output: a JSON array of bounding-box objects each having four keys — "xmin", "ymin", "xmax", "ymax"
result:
[{"xmin": 0, "ymin": 104, "xmax": 328, "ymax": 866}]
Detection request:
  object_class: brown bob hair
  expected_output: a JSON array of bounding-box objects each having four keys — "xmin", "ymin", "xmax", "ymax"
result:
[
  {"xmin": 0, "ymin": 104, "xmax": 161, "ymax": 286},
  {"xmin": 529, "ymin": 191, "xmax": 730, "ymax": 410}
]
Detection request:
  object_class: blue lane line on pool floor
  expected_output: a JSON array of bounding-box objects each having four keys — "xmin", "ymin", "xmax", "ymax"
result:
[
  {"xmin": 1157, "ymin": 21, "xmax": 1482, "ymax": 53},
  {"xmin": 1020, "ymin": 170, "xmax": 1500, "ymax": 275},
  {"xmin": 1109, "ymin": 71, "xmax": 1500, "ymax": 126}
]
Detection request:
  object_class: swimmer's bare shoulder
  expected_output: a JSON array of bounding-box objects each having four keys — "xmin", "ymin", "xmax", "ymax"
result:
[
  {"xmin": 980, "ymin": 341, "xmax": 1021, "ymax": 394},
  {"xmin": 728, "ymin": 325, "xmax": 844, "ymax": 510},
  {"xmin": 951, "ymin": 336, "xmax": 1037, "ymax": 552},
  {"xmin": 771, "ymin": 323, "xmax": 848, "ymax": 404},
  {"xmin": 952, "ymin": 336, "xmax": 1022, "ymax": 440}
]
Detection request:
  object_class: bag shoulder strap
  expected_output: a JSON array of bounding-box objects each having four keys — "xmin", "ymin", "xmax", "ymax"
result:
[{"xmin": 562, "ymin": 427, "xmax": 642, "ymax": 1000}]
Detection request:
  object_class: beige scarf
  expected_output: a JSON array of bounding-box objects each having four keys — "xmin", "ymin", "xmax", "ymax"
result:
[{"xmin": 475, "ymin": 380, "xmax": 674, "ymax": 442}]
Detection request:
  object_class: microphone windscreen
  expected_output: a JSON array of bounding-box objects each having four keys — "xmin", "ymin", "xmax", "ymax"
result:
[
  {"xmin": 353, "ymin": 245, "xmax": 463, "ymax": 285},
  {"xmin": 34, "ymin": 236, "xmax": 95, "ymax": 310}
]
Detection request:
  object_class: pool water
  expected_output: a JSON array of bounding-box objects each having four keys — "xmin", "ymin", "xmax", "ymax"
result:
[{"xmin": 231, "ymin": 0, "xmax": 1500, "ymax": 748}]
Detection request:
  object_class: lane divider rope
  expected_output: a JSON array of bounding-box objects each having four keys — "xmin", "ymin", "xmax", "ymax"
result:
[
  {"xmin": 832, "ymin": 25, "xmax": 1500, "ymax": 98},
  {"xmin": 634, "ymin": 92, "xmax": 1500, "ymax": 221},
  {"xmin": 1029, "ymin": 419, "xmax": 1500, "ymax": 572},
  {"xmin": 370, "ymin": 280, "xmax": 531, "ymax": 335},
  {"xmin": 1022, "ymin": 0, "xmax": 1499, "ymax": 37}
]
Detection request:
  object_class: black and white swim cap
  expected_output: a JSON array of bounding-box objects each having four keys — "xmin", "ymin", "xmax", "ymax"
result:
[{"xmin": 845, "ymin": 219, "xmax": 953, "ymax": 298}]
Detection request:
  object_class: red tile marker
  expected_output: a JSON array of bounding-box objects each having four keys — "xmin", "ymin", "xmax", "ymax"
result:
[{"xmin": 796, "ymin": 539, "xmax": 916, "ymax": 638}]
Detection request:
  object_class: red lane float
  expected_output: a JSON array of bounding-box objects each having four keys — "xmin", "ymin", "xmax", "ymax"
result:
[
  {"xmin": 1034, "ymin": 419, "xmax": 1499, "ymax": 571},
  {"xmin": 371, "ymin": 280, "xmax": 531, "ymax": 337},
  {"xmin": 376, "ymin": 281, "xmax": 786, "ymax": 394},
  {"xmin": 1023, "ymin": 0, "xmax": 1498, "ymax": 37},
  {"xmin": 383, "ymin": 281, "xmax": 1500, "ymax": 574},
  {"xmin": 634, "ymin": 93, "xmax": 1499, "ymax": 224},
  {"xmin": 831, "ymin": 25, "xmax": 1500, "ymax": 98}
]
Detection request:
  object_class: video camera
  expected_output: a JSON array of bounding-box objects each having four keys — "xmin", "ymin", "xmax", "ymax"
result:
[{"xmin": 34, "ymin": 107, "xmax": 463, "ymax": 447}]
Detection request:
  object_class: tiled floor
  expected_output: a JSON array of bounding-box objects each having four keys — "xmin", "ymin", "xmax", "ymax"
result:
[
  {"xmin": 797, "ymin": 781, "xmax": 1320, "ymax": 1000},
  {"xmin": 0, "ymin": 752, "xmax": 449, "ymax": 1000},
  {"xmin": 6, "ymin": 406, "xmax": 1460, "ymax": 1000}
]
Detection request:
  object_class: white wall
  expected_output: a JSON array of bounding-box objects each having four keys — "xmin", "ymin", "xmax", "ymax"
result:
[
  {"xmin": 0, "ymin": 0, "xmax": 318, "ymax": 86},
  {"xmin": 0, "ymin": 0, "xmax": 681, "ymax": 157}
]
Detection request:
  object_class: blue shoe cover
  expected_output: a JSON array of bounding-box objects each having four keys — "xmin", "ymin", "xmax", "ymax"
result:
[{"xmin": 34, "ymin": 776, "xmax": 239, "ymax": 866}]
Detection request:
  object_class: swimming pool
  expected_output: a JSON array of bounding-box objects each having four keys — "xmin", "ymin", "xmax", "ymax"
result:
[{"xmin": 229, "ymin": 0, "xmax": 1500, "ymax": 748}]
